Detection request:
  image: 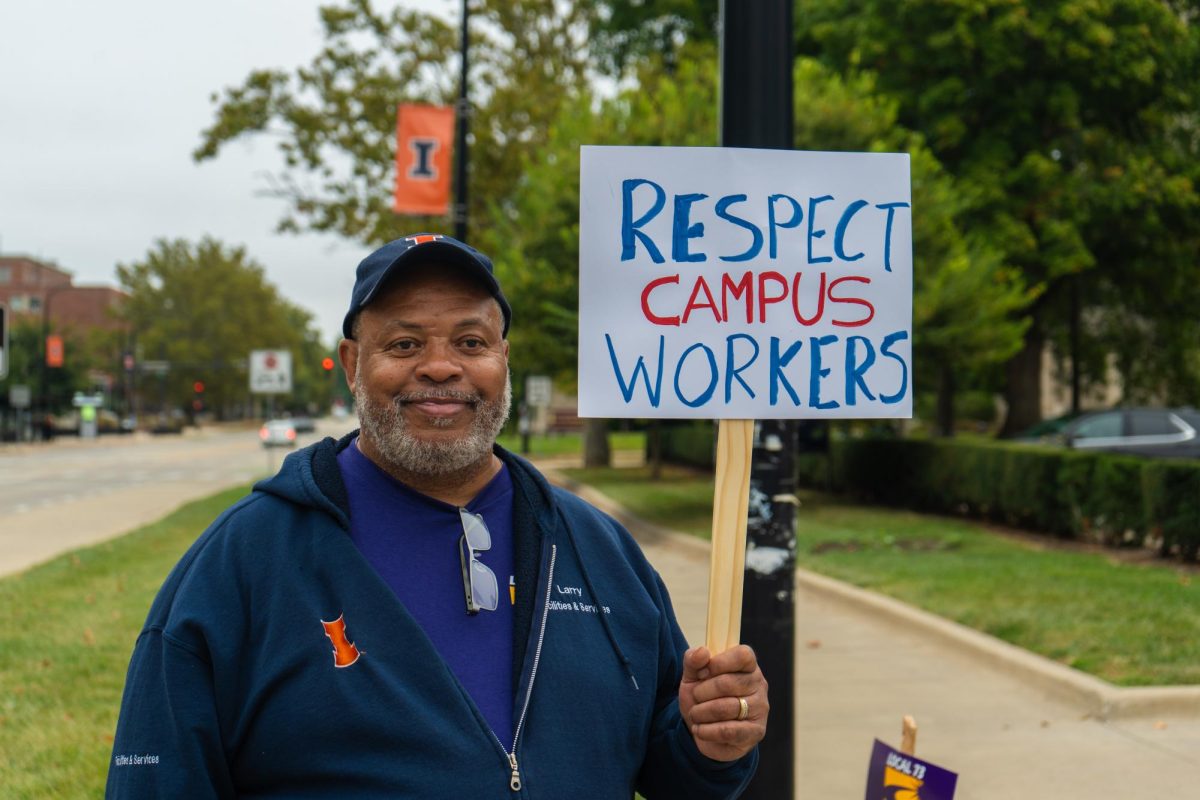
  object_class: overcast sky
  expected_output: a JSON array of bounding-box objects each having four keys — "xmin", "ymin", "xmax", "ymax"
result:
[{"xmin": 0, "ymin": 0, "xmax": 453, "ymax": 344}]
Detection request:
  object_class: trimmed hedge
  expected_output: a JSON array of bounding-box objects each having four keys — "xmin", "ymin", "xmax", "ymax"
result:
[
  {"xmin": 657, "ymin": 425, "xmax": 1200, "ymax": 562},
  {"xmin": 805, "ymin": 438, "xmax": 1200, "ymax": 562},
  {"xmin": 655, "ymin": 421, "xmax": 717, "ymax": 469}
]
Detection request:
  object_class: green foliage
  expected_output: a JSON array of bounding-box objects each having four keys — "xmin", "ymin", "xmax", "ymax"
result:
[
  {"xmin": 589, "ymin": 0, "xmax": 718, "ymax": 74},
  {"xmin": 789, "ymin": 58, "xmax": 1034, "ymax": 415},
  {"xmin": 116, "ymin": 239, "xmax": 332, "ymax": 416},
  {"xmin": 652, "ymin": 420, "xmax": 717, "ymax": 470},
  {"xmin": 804, "ymin": 436, "xmax": 1200, "ymax": 561},
  {"xmin": 1142, "ymin": 460, "xmax": 1200, "ymax": 560},
  {"xmin": 0, "ymin": 316, "xmax": 98, "ymax": 414},
  {"xmin": 799, "ymin": 0, "xmax": 1200, "ymax": 412}
]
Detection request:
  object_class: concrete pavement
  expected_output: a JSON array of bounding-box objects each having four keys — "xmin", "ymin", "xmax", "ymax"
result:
[
  {"xmin": 0, "ymin": 420, "xmax": 351, "ymax": 578},
  {"xmin": 546, "ymin": 467, "xmax": 1200, "ymax": 799}
]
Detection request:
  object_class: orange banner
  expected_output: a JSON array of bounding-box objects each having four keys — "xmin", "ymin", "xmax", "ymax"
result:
[
  {"xmin": 46, "ymin": 334, "xmax": 64, "ymax": 368},
  {"xmin": 394, "ymin": 104, "xmax": 455, "ymax": 216}
]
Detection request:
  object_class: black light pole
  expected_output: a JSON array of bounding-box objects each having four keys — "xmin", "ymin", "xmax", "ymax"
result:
[
  {"xmin": 38, "ymin": 284, "xmax": 70, "ymax": 436},
  {"xmin": 454, "ymin": 0, "xmax": 470, "ymax": 242},
  {"xmin": 720, "ymin": 2, "xmax": 797, "ymax": 798}
]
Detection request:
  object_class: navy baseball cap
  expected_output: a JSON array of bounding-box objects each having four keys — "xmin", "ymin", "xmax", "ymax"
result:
[{"xmin": 342, "ymin": 233, "xmax": 512, "ymax": 339}]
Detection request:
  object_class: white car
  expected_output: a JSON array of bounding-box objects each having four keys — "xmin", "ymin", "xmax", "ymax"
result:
[{"xmin": 259, "ymin": 419, "xmax": 297, "ymax": 448}]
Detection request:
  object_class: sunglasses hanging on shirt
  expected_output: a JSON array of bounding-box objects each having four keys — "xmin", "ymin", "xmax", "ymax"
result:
[{"xmin": 459, "ymin": 508, "xmax": 499, "ymax": 615}]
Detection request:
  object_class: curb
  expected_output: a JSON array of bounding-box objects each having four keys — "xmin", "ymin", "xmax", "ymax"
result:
[
  {"xmin": 542, "ymin": 465, "xmax": 1200, "ymax": 721},
  {"xmin": 795, "ymin": 569, "xmax": 1200, "ymax": 721}
]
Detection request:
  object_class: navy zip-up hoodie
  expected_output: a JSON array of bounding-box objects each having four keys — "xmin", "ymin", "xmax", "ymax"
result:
[{"xmin": 107, "ymin": 433, "xmax": 757, "ymax": 798}]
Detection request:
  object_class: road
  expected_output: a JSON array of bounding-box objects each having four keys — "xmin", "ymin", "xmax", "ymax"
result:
[{"xmin": 0, "ymin": 419, "xmax": 354, "ymax": 577}]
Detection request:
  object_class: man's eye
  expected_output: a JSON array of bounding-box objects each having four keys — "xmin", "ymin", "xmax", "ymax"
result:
[
  {"xmin": 390, "ymin": 340, "xmax": 418, "ymax": 351},
  {"xmin": 461, "ymin": 338, "xmax": 484, "ymax": 349}
]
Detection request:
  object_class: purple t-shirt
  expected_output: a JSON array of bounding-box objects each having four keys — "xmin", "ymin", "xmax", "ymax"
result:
[{"xmin": 338, "ymin": 441, "xmax": 515, "ymax": 741}]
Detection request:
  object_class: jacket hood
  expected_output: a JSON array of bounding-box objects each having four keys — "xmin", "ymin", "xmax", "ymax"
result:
[
  {"xmin": 252, "ymin": 430, "xmax": 560, "ymax": 538},
  {"xmin": 253, "ymin": 431, "xmax": 356, "ymax": 529}
]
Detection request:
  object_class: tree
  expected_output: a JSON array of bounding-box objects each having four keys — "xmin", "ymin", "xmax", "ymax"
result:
[
  {"xmin": 116, "ymin": 238, "xmax": 331, "ymax": 419},
  {"xmin": 799, "ymin": 0, "xmax": 1200, "ymax": 433},
  {"xmin": 193, "ymin": 0, "xmax": 592, "ymax": 247},
  {"xmin": 589, "ymin": 0, "xmax": 718, "ymax": 73},
  {"xmin": 0, "ymin": 316, "xmax": 87, "ymax": 422}
]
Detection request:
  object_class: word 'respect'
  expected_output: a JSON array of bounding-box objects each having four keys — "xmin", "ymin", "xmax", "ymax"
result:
[{"xmin": 579, "ymin": 145, "xmax": 912, "ymax": 420}]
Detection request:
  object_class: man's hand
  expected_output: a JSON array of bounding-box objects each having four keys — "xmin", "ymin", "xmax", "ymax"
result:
[{"xmin": 678, "ymin": 644, "xmax": 768, "ymax": 762}]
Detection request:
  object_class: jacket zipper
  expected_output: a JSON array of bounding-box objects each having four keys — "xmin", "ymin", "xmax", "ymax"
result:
[{"xmin": 494, "ymin": 543, "xmax": 556, "ymax": 793}]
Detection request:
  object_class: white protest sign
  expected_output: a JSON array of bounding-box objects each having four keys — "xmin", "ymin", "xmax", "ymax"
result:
[
  {"xmin": 578, "ymin": 145, "xmax": 912, "ymax": 420},
  {"xmin": 249, "ymin": 349, "xmax": 293, "ymax": 394}
]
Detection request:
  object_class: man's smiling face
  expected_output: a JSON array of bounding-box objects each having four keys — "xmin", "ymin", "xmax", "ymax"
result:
[{"xmin": 340, "ymin": 262, "xmax": 510, "ymax": 477}]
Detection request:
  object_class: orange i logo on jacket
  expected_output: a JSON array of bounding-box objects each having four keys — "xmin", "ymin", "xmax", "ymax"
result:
[{"xmin": 320, "ymin": 614, "xmax": 362, "ymax": 668}]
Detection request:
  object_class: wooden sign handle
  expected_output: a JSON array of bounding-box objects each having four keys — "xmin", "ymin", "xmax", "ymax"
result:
[
  {"xmin": 705, "ymin": 419, "xmax": 754, "ymax": 654},
  {"xmin": 900, "ymin": 715, "xmax": 918, "ymax": 755}
]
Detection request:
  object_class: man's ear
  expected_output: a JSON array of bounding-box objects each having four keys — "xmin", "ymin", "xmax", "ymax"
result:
[{"xmin": 337, "ymin": 338, "xmax": 359, "ymax": 393}]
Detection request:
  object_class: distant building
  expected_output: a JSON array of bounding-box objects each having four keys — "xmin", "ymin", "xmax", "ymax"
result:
[{"xmin": 0, "ymin": 256, "xmax": 127, "ymax": 332}]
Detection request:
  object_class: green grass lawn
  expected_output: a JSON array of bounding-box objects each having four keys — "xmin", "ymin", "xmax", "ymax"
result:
[
  {"xmin": 0, "ymin": 486, "xmax": 251, "ymax": 799},
  {"xmin": 562, "ymin": 466, "xmax": 1200, "ymax": 687},
  {"xmin": 563, "ymin": 464, "xmax": 716, "ymax": 538},
  {"xmin": 496, "ymin": 430, "xmax": 645, "ymax": 458}
]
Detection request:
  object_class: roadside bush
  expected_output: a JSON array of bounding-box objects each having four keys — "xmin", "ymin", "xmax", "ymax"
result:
[
  {"xmin": 1142, "ymin": 462, "xmax": 1200, "ymax": 561},
  {"xmin": 802, "ymin": 437, "xmax": 1200, "ymax": 563},
  {"xmin": 655, "ymin": 421, "xmax": 716, "ymax": 469}
]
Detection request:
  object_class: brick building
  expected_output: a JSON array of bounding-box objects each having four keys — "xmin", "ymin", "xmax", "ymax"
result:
[{"xmin": 0, "ymin": 256, "xmax": 127, "ymax": 331}]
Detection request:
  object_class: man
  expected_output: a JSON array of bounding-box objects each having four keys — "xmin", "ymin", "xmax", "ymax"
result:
[{"xmin": 108, "ymin": 234, "xmax": 768, "ymax": 798}]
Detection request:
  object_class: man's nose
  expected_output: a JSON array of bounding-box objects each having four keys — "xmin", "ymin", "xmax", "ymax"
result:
[{"xmin": 414, "ymin": 340, "xmax": 463, "ymax": 383}]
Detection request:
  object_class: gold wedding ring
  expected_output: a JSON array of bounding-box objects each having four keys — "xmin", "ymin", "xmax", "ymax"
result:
[{"xmin": 736, "ymin": 696, "xmax": 750, "ymax": 721}]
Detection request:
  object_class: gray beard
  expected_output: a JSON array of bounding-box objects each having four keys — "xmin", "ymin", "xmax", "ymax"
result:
[{"xmin": 355, "ymin": 373, "xmax": 512, "ymax": 478}]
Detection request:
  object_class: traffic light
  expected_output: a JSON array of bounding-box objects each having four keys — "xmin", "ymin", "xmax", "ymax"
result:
[
  {"xmin": 321, "ymin": 357, "xmax": 335, "ymax": 371},
  {"xmin": 192, "ymin": 380, "xmax": 205, "ymax": 412}
]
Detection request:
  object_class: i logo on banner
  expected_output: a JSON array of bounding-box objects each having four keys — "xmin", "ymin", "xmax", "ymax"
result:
[{"xmin": 394, "ymin": 104, "xmax": 455, "ymax": 216}]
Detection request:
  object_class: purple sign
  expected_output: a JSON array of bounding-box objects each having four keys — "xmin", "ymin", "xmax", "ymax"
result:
[{"xmin": 864, "ymin": 739, "xmax": 958, "ymax": 800}]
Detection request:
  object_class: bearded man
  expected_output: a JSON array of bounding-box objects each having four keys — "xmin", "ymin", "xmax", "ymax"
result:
[{"xmin": 107, "ymin": 234, "xmax": 768, "ymax": 799}]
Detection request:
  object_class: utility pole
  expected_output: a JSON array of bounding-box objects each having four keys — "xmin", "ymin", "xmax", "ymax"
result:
[
  {"xmin": 720, "ymin": 2, "xmax": 797, "ymax": 798},
  {"xmin": 454, "ymin": 0, "xmax": 470, "ymax": 242}
]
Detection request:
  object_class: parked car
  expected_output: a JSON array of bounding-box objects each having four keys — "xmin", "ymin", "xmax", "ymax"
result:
[
  {"xmin": 260, "ymin": 419, "xmax": 298, "ymax": 448},
  {"xmin": 1057, "ymin": 407, "xmax": 1200, "ymax": 459},
  {"xmin": 289, "ymin": 415, "xmax": 316, "ymax": 433},
  {"xmin": 1012, "ymin": 411, "xmax": 1083, "ymax": 444}
]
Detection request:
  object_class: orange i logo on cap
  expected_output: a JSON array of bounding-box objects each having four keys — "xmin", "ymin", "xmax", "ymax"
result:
[{"xmin": 509, "ymin": 576, "xmax": 516, "ymax": 605}]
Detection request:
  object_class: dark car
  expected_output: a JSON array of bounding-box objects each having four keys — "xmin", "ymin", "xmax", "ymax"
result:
[{"xmin": 1059, "ymin": 407, "xmax": 1200, "ymax": 459}]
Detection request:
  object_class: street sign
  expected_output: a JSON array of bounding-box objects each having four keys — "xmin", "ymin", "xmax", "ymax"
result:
[
  {"xmin": 9, "ymin": 385, "xmax": 31, "ymax": 408},
  {"xmin": 249, "ymin": 349, "xmax": 293, "ymax": 394},
  {"xmin": 72, "ymin": 392, "xmax": 104, "ymax": 408},
  {"xmin": 526, "ymin": 375, "xmax": 552, "ymax": 407},
  {"xmin": 0, "ymin": 304, "xmax": 7, "ymax": 379},
  {"xmin": 141, "ymin": 360, "xmax": 170, "ymax": 374}
]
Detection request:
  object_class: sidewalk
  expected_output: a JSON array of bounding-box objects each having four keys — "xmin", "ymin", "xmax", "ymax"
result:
[{"xmin": 543, "ymin": 466, "xmax": 1200, "ymax": 800}]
